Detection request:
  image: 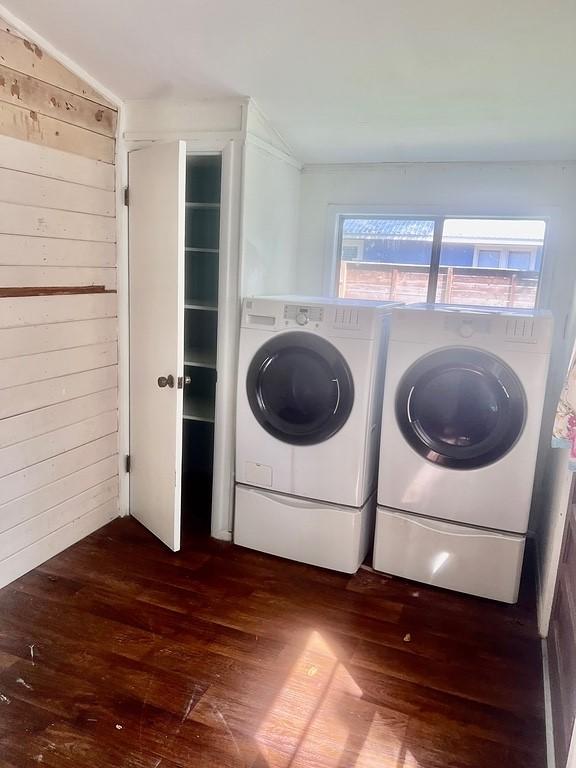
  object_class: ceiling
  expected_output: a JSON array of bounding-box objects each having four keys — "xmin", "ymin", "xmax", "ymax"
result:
[{"xmin": 4, "ymin": 0, "xmax": 576, "ymax": 163}]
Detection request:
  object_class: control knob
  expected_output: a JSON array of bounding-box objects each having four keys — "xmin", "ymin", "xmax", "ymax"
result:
[{"xmin": 296, "ymin": 311, "xmax": 309, "ymax": 326}]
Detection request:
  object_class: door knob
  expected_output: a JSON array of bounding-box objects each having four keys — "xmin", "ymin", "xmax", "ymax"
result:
[{"xmin": 157, "ymin": 375, "xmax": 175, "ymax": 388}]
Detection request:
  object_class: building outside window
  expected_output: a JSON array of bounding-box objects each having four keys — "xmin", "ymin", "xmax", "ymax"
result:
[{"xmin": 337, "ymin": 217, "xmax": 546, "ymax": 309}]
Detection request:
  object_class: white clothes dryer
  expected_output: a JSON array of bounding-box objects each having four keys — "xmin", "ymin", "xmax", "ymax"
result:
[
  {"xmin": 234, "ymin": 296, "xmax": 400, "ymax": 572},
  {"xmin": 374, "ymin": 304, "xmax": 552, "ymax": 602}
]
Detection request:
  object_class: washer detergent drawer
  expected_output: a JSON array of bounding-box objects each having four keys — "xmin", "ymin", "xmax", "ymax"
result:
[
  {"xmin": 373, "ymin": 507, "xmax": 525, "ymax": 603},
  {"xmin": 234, "ymin": 485, "xmax": 374, "ymax": 574}
]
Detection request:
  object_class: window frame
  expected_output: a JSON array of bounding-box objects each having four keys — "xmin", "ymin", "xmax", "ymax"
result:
[{"xmin": 329, "ymin": 209, "xmax": 548, "ymax": 309}]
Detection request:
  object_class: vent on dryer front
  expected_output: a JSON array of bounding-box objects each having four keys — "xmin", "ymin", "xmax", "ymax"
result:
[{"xmin": 505, "ymin": 316, "xmax": 537, "ymax": 342}]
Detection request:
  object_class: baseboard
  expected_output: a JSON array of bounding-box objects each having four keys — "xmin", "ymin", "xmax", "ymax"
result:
[
  {"xmin": 542, "ymin": 638, "xmax": 557, "ymax": 768},
  {"xmin": 0, "ymin": 499, "xmax": 118, "ymax": 589}
]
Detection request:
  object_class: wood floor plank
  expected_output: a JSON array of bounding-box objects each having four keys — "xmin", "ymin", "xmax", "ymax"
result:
[{"xmin": 0, "ymin": 516, "xmax": 546, "ymax": 768}]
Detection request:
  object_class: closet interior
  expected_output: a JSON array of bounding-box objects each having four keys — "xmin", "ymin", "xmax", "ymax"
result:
[{"xmin": 182, "ymin": 154, "xmax": 222, "ymax": 529}]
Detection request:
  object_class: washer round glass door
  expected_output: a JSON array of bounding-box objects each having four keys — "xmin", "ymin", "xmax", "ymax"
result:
[
  {"xmin": 247, "ymin": 332, "xmax": 354, "ymax": 445},
  {"xmin": 395, "ymin": 348, "xmax": 526, "ymax": 469}
]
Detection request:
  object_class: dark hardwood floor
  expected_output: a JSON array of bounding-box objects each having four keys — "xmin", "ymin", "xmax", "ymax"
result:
[{"xmin": 0, "ymin": 517, "xmax": 545, "ymax": 767}]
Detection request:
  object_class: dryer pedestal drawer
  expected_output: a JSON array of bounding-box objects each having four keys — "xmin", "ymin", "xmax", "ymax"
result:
[
  {"xmin": 234, "ymin": 484, "xmax": 375, "ymax": 573},
  {"xmin": 373, "ymin": 506, "xmax": 525, "ymax": 603}
]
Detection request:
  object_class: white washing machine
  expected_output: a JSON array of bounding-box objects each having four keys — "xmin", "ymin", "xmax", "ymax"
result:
[
  {"xmin": 235, "ymin": 295, "xmax": 399, "ymax": 573},
  {"xmin": 374, "ymin": 304, "xmax": 552, "ymax": 602}
]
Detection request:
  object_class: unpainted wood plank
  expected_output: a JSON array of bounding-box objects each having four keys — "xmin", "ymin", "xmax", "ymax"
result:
[
  {"xmin": 0, "ymin": 433, "xmax": 118, "ymax": 506},
  {"xmin": 0, "ymin": 100, "xmax": 115, "ymax": 162},
  {"xmin": 0, "ymin": 410, "xmax": 118, "ymax": 478},
  {"xmin": 0, "ymin": 317, "xmax": 117, "ymax": 361},
  {"xmin": 0, "ymin": 498, "xmax": 118, "ymax": 590},
  {"xmin": 0, "ymin": 266, "xmax": 115, "ymax": 290},
  {"xmin": 0, "ymin": 27, "xmax": 117, "ymax": 109},
  {"xmin": 0, "ymin": 200, "xmax": 115, "ymax": 241},
  {"xmin": 0, "ymin": 292, "xmax": 116, "ymax": 328},
  {"xmin": 0, "ymin": 477, "xmax": 119, "ymax": 559},
  {"xmin": 0, "ymin": 456, "xmax": 118, "ymax": 534},
  {"xmin": 0, "ymin": 63, "xmax": 117, "ymax": 137},
  {"xmin": 0, "ymin": 134, "xmax": 114, "ymax": 189},
  {"xmin": 0, "ymin": 365, "xmax": 117, "ymax": 420},
  {"xmin": 0, "ymin": 166, "xmax": 114, "ymax": 215},
  {"xmin": 0, "ymin": 285, "xmax": 108, "ymax": 297},
  {"xmin": 0, "ymin": 233, "xmax": 115, "ymax": 266}
]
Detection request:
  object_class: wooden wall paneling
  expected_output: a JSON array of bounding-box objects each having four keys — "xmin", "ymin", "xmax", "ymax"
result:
[
  {"xmin": 0, "ymin": 167, "xmax": 115, "ymax": 215},
  {"xmin": 0, "ymin": 62, "xmax": 117, "ymax": 137},
  {"xmin": 0, "ymin": 100, "xmax": 114, "ymax": 162},
  {"xmin": 0, "ymin": 317, "xmax": 118, "ymax": 359},
  {"xmin": 0, "ymin": 410, "xmax": 118, "ymax": 477},
  {"xmin": 0, "ymin": 499, "xmax": 119, "ymax": 589},
  {"xmin": 0, "ymin": 293, "xmax": 117, "ymax": 327},
  {"xmin": 0, "ymin": 27, "xmax": 116, "ymax": 109},
  {"xmin": 0, "ymin": 201, "xmax": 116, "ymax": 241},
  {"xmin": 0, "ymin": 235, "xmax": 116, "ymax": 267},
  {"xmin": 0, "ymin": 22, "xmax": 120, "ymax": 587},
  {"xmin": 0, "ymin": 476, "xmax": 119, "ymax": 560},
  {"xmin": 0, "ymin": 433, "xmax": 118, "ymax": 507},
  {"xmin": 0, "ymin": 266, "xmax": 116, "ymax": 290},
  {"xmin": 0, "ymin": 342, "xmax": 117, "ymax": 389},
  {"xmin": 0, "ymin": 135, "xmax": 114, "ymax": 189},
  {"xmin": 0, "ymin": 389, "xmax": 118, "ymax": 448},
  {"xmin": 0, "ymin": 456, "xmax": 118, "ymax": 534},
  {"xmin": 0, "ymin": 365, "xmax": 118, "ymax": 420}
]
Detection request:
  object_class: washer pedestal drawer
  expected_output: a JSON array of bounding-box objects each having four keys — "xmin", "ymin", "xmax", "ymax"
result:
[
  {"xmin": 373, "ymin": 506, "xmax": 525, "ymax": 603},
  {"xmin": 234, "ymin": 484, "xmax": 375, "ymax": 574}
]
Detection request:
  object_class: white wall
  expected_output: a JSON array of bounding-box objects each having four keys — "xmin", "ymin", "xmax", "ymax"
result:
[
  {"xmin": 297, "ymin": 160, "xmax": 576, "ymax": 628},
  {"xmin": 241, "ymin": 139, "xmax": 301, "ymax": 296}
]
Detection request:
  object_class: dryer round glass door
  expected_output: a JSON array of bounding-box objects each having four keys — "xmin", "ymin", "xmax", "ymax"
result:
[
  {"xmin": 247, "ymin": 331, "xmax": 354, "ymax": 445},
  {"xmin": 395, "ymin": 348, "xmax": 526, "ymax": 469}
]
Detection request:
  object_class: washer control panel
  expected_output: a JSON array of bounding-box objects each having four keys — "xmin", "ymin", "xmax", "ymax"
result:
[{"xmin": 283, "ymin": 304, "xmax": 323, "ymax": 325}]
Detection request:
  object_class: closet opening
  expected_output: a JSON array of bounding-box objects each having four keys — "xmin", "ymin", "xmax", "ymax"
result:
[{"xmin": 181, "ymin": 153, "xmax": 222, "ymax": 533}]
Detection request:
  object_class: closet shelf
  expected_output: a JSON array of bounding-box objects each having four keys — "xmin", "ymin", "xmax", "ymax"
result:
[
  {"xmin": 183, "ymin": 397, "xmax": 215, "ymax": 423},
  {"xmin": 185, "ymin": 247, "xmax": 219, "ymax": 254},
  {"xmin": 186, "ymin": 202, "xmax": 220, "ymax": 209},
  {"xmin": 185, "ymin": 300, "xmax": 218, "ymax": 312},
  {"xmin": 184, "ymin": 348, "xmax": 217, "ymax": 368}
]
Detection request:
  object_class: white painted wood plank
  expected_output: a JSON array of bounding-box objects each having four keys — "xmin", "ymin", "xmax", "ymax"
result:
[
  {"xmin": 0, "ymin": 135, "xmax": 114, "ymax": 189},
  {"xmin": 0, "ymin": 388, "xmax": 117, "ymax": 448},
  {"xmin": 0, "ymin": 410, "xmax": 118, "ymax": 478},
  {"xmin": 0, "ymin": 318, "xmax": 117, "ymax": 360},
  {"xmin": 0, "ymin": 201, "xmax": 116, "ymax": 241},
  {"xmin": 0, "ymin": 433, "xmax": 118, "ymax": 506},
  {"xmin": 0, "ymin": 293, "xmax": 117, "ymax": 328},
  {"xmin": 0, "ymin": 365, "xmax": 117, "ymax": 419},
  {"xmin": 0, "ymin": 456, "xmax": 118, "ymax": 534},
  {"xmin": 0, "ymin": 477, "xmax": 119, "ymax": 560},
  {"xmin": 0, "ymin": 235, "xmax": 116, "ymax": 267},
  {"xmin": 0, "ymin": 266, "xmax": 116, "ymax": 290},
  {"xmin": 0, "ymin": 167, "xmax": 114, "ymax": 215},
  {"xmin": 0, "ymin": 28, "xmax": 117, "ymax": 109},
  {"xmin": 0, "ymin": 498, "xmax": 118, "ymax": 590},
  {"xmin": 0, "ymin": 342, "xmax": 117, "ymax": 390},
  {"xmin": 0, "ymin": 100, "xmax": 115, "ymax": 163}
]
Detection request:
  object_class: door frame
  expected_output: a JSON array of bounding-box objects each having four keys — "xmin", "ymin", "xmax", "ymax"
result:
[{"xmin": 119, "ymin": 134, "xmax": 243, "ymax": 540}]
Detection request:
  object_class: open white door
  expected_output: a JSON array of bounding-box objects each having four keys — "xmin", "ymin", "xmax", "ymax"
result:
[{"xmin": 128, "ymin": 141, "xmax": 185, "ymax": 550}]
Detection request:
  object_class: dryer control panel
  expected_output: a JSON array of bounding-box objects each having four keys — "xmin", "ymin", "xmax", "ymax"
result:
[{"xmin": 241, "ymin": 296, "xmax": 393, "ymax": 340}]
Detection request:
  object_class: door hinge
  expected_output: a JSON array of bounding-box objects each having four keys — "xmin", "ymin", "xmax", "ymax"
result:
[
  {"xmin": 123, "ymin": 186, "xmax": 129, "ymax": 206},
  {"xmin": 125, "ymin": 454, "xmax": 131, "ymax": 473}
]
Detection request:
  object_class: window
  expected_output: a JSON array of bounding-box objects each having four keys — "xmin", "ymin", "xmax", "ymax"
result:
[{"xmin": 337, "ymin": 216, "xmax": 546, "ymax": 309}]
